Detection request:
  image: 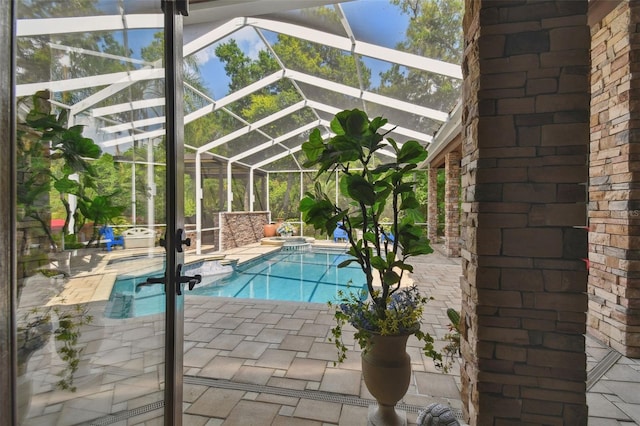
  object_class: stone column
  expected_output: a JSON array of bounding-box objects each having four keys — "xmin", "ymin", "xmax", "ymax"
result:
[
  {"xmin": 461, "ymin": 1, "xmax": 590, "ymax": 424},
  {"xmin": 588, "ymin": 1, "xmax": 640, "ymax": 357},
  {"xmin": 445, "ymin": 151, "xmax": 461, "ymax": 257},
  {"xmin": 428, "ymin": 166, "xmax": 439, "ymax": 243}
]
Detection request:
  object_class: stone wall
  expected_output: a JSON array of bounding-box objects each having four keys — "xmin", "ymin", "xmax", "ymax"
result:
[
  {"xmin": 445, "ymin": 151, "xmax": 461, "ymax": 256},
  {"xmin": 588, "ymin": 0, "xmax": 640, "ymax": 357},
  {"xmin": 428, "ymin": 166, "xmax": 439, "ymax": 242},
  {"xmin": 461, "ymin": 1, "xmax": 590, "ymax": 423},
  {"xmin": 220, "ymin": 211, "xmax": 269, "ymax": 250}
]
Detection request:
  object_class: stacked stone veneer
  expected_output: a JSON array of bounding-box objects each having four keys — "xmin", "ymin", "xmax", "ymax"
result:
[
  {"xmin": 220, "ymin": 212, "xmax": 269, "ymax": 250},
  {"xmin": 428, "ymin": 166, "xmax": 439, "ymax": 243},
  {"xmin": 589, "ymin": 1, "xmax": 640, "ymax": 357},
  {"xmin": 445, "ymin": 151, "xmax": 462, "ymax": 256},
  {"xmin": 461, "ymin": 1, "xmax": 589, "ymax": 424}
]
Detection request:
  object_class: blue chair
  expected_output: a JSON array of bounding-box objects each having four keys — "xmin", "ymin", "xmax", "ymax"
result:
[
  {"xmin": 333, "ymin": 223, "xmax": 349, "ymax": 242},
  {"xmin": 381, "ymin": 232, "xmax": 395, "ymax": 243},
  {"xmin": 99, "ymin": 225, "xmax": 124, "ymax": 251}
]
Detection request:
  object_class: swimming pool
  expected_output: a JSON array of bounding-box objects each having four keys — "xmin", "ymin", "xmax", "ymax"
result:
[{"xmin": 105, "ymin": 249, "xmax": 366, "ymax": 319}]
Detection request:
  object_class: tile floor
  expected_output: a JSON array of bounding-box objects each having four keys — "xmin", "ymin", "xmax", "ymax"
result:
[{"xmin": 17, "ymin": 241, "xmax": 640, "ymax": 425}]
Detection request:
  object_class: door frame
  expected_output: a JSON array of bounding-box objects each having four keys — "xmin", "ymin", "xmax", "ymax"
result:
[
  {"xmin": 1, "ymin": 1, "xmax": 17, "ymax": 424},
  {"xmin": 0, "ymin": 1, "xmax": 190, "ymax": 424},
  {"xmin": 163, "ymin": 0, "xmax": 188, "ymax": 424}
]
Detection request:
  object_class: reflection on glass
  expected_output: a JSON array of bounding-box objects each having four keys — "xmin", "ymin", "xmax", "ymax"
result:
[{"xmin": 16, "ymin": 1, "xmax": 166, "ymax": 424}]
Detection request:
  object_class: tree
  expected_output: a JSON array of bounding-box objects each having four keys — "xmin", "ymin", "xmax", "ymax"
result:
[
  {"xmin": 373, "ymin": 0, "xmax": 463, "ymax": 134},
  {"xmin": 212, "ymin": 5, "xmax": 372, "ymax": 216}
]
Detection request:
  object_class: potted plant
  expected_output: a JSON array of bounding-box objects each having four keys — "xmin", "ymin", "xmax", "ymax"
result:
[
  {"xmin": 276, "ymin": 221, "xmax": 295, "ymax": 237},
  {"xmin": 300, "ymin": 109, "xmax": 441, "ymax": 425}
]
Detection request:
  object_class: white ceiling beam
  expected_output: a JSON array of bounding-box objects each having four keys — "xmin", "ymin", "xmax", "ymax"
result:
[
  {"xmin": 48, "ymin": 42, "xmax": 150, "ymax": 66},
  {"xmin": 99, "ymin": 84, "xmax": 304, "ymax": 150},
  {"xmin": 17, "ymin": 14, "xmax": 163, "ymax": 36},
  {"xmin": 68, "ymin": 59, "xmax": 162, "ymax": 116},
  {"xmin": 247, "ymin": 17, "xmax": 462, "ymax": 80},
  {"xmin": 195, "ymin": 99, "xmax": 306, "ymax": 152},
  {"xmin": 251, "ymin": 145, "xmax": 302, "ymax": 170},
  {"xmin": 92, "ymin": 98, "xmax": 165, "ymax": 117},
  {"xmin": 184, "ymin": 18, "xmax": 246, "ymax": 56},
  {"xmin": 230, "ymin": 121, "xmax": 319, "ymax": 162},
  {"xmin": 101, "ymin": 116, "xmax": 165, "ymax": 134},
  {"xmin": 101, "ymin": 128, "xmax": 165, "ymax": 148},
  {"xmin": 186, "ymin": 0, "xmax": 342, "ymax": 25},
  {"xmin": 16, "ymin": 68, "xmax": 163, "ymax": 98},
  {"xmin": 184, "ymin": 70, "xmax": 283, "ymax": 125},
  {"xmin": 305, "ymin": 99, "xmax": 431, "ymax": 144},
  {"xmin": 286, "ymin": 69, "xmax": 448, "ymax": 123}
]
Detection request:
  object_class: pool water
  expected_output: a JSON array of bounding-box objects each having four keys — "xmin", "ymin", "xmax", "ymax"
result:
[{"xmin": 105, "ymin": 249, "xmax": 366, "ymax": 319}]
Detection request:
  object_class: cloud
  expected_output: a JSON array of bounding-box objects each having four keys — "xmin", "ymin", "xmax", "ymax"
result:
[
  {"xmin": 194, "ymin": 45, "xmax": 217, "ymax": 64},
  {"xmin": 193, "ymin": 26, "xmax": 266, "ymax": 65}
]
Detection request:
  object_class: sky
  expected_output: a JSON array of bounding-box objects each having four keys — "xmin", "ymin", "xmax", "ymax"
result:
[
  {"xmin": 107, "ymin": 1, "xmax": 411, "ymax": 100},
  {"xmin": 193, "ymin": 1, "xmax": 410, "ymax": 98}
]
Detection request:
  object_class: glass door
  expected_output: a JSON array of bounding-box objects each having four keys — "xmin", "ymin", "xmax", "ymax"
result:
[{"xmin": 14, "ymin": 1, "xmax": 188, "ymax": 424}]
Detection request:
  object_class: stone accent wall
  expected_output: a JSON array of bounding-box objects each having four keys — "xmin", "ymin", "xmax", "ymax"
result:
[
  {"xmin": 220, "ymin": 212, "xmax": 269, "ymax": 250},
  {"xmin": 461, "ymin": 1, "xmax": 590, "ymax": 424},
  {"xmin": 445, "ymin": 151, "xmax": 461, "ymax": 257},
  {"xmin": 589, "ymin": 1, "xmax": 640, "ymax": 357},
  {"xmin": 428, "ymin": 166, "xmax": 439, "ymax": 243}
]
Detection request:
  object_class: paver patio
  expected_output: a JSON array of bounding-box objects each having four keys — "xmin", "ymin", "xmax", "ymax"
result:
[{"xmin": 17, "ymin": 242, "xmax": 640, "ymax": 425}]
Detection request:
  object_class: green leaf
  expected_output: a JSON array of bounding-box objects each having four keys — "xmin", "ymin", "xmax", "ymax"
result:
[
  {"xmin": 54, "ymin": 177, "xmax": 81, "ymax": 195},
  {"xmin": 400, "ymin": 196, "xmax": 420, "ymax": 210},
  {"xmin": 370, "ymin": 115, "xmax": 388, "ymax": 132},
  {"xmin": 371, "ymin": 256, "xmax": 386, "ymax": 270},
  {"xmin": 371, "ymin": 163, "xmax": 397, "ymax": 174},
  {"xmin": 383, "ymin": 270, "xmax": 401, "ymax": 286},
  {"xmin": 397, "ymin": 140, "xmax": 427, "ymax": 164},
  {"xmin": 345, "ymin": 175, "xmax": 375, "ymax": 205},
  {"xmin": 336, "ymin": 109, "xmax": 368, "ymax": 138},
  {"xmin": 337, "ymin": 259, "xmax": 357, "ymax": 268},
  {"xmin": 301, "ymin": 128, "xmax": 325, "ymax": 163},
  {"xmin": 363, "ymin": 232, "xmax": 377, "ymax": 244},
  {"xmin": 299, "ymin": 196, "xmax": 316, "ymax": 214}
]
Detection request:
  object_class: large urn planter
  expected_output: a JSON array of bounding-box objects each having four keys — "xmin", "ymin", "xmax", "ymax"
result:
[
  {"xmin": 362, "ymin": 332, "xmax": 413, "ymax": 426},
  {"xmin": 263, "ymin": 223, "xmax": 277, "ymax": 237}
]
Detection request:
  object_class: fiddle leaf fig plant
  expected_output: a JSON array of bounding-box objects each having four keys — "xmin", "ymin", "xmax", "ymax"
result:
[{"xmin": 299, "ymin": 109, "xmax": 441, "ymax": 364}]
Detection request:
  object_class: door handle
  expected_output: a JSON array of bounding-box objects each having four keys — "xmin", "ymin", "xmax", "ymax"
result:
[
  {"xmin": 175, "ymin": 263, "xmax": 201, "ymax": 295},
  {"xmin": 176, "ymin": 228, "xmax": 191, "ymax": 253},
  {"xmin": 138, "ymin": 275, "xmax": 165, "ymax": 292},
  {"xmin": 140, "ymin": 264, "xmax": 201, "ymax": 295},
  {"xmin": 159, "ymin": 229, "xmax": 190, "ymax": 252}
]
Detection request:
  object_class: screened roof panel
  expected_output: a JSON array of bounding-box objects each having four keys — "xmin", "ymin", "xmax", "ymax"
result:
[
  {"xmin": 213, "ymin": 132, "xmax": 269, "ymax": 158},
  {"xmin": 281, "ymin": 132, "xmax": 311, "ymax": 150},
  {"xmin": 257, "ymin": 7, "xmax": 348, "ymax": 38},
  {"xmin": 242, "ymin": 144, "xmax": 288, "ymax": 165},
  {"xmin": 261, "ymin": 154, "xmax": 301, "ymax": 172},
  {"xmin": 295, "ymin": 80, "xmax": 365, "ymax": 112},
  {"xmin": 184, "ymin": 109, "xmax": 245, "ymax": 149},
  {"xmin": 365, "ymin": 101, "xmax": 441, "ymax": 137},
  {"xmin": 15, "ymin": 0, "xmax": 464, "ymax": 172},
  {"xmin": 340, "ymin": 2, "xmax": 409, "ymax": 49},
  {"xmin": 256, "ymin": 111, "xmax": 311, "ymax": 139},
  {"xmin": 269, "ymin": 39, "xmax": 365, "ymax": 89},
  {"xmin": 363, "ymin": 59, "xmax": 461, "ymax": 112},
  {"xmin": 17, "ymin": 1, "xmax": 112, "ymax": 18}
]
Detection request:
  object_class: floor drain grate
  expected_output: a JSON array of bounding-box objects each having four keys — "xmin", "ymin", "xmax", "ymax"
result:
[
  {"xmin": 587, "ymin": 348, "xmax": 622, "ymax": 390},
  {"xmin": 84, "ymin": 400, "xmax": 164, "ymax": 425},
  {"xmin": 82, "ymin": 376, "xmax": 464, "ymax": 424},
  {"xmin": 185, "ymin": 375, "xmax": 465, "ymax": 419}
]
